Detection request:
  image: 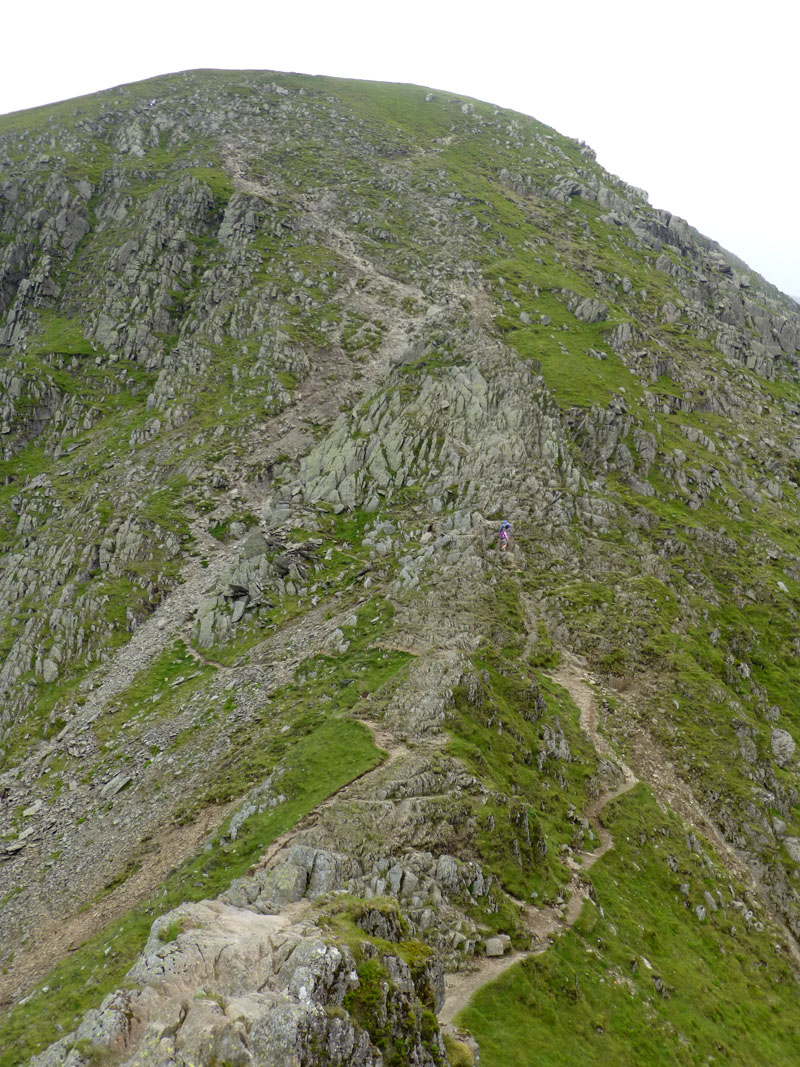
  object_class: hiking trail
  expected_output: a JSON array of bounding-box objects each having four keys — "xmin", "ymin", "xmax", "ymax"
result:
[
  {"xmin": 438, "ymin": 666, "xmax": 637, "ymax": 1026},
  {"xmin": 439, "ymin": 662, "xmax": 800, "ymax": 1028}
]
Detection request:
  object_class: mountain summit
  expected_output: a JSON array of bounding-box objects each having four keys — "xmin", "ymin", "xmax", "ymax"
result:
[{"xmin": 2, "ymin": 69, "xmax": 800, "ymax": 1065}]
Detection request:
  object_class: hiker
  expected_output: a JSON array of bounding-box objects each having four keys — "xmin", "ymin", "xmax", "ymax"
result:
[{"xmin": 497, "ymin": 520, "xmax": 512, "ymax": 551}]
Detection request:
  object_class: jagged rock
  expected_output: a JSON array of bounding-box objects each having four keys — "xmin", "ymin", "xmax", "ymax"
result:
[
  {"xmin": 574, "ymin": 297, "xmax": 609, "ymax": 324},
  {"xmin": 771, "ymin": 729, "xmax": 796, "ymax": 766},
  {"xmin": 32, "ymin": 901, "xmax": 445, "ymax": 1067},
  {"xmin": 41, "ymin": 658, "xmax": 59, "ymax": 683},
  {"xmin": 357, "ymin": 904, "xmax": 405, "ymax": 942},
  {"xmin": 703, "ymin": 891, "xmax": 719, "ymax": 913},
  {"xmin": 243, "ymin": 529, "xmax": 269, "ymax": 560},
  {"xmin": 100, "ymin": 773, "xmax": 132, "ymax": 799}
]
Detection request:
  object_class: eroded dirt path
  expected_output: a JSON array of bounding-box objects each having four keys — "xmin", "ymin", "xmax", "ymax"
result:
[
  {"xmin": 441, "ymin": 663, "xmax": 800, "ymax": 1026},
  {"xmin": 438, "ymin": 667, "xmax": 637, "ymax": 1026},
  {"xmin": 439, "ymin": 950, "xmax": 529, "ymax": 1027},
  {"xmin": 247, "ymin": 719, "xmax": 411, "ymax": 875}
]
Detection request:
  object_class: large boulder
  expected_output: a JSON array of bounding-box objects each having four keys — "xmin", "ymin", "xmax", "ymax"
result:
[{"xmin": 771, "ymin": 729, "xmax": 796, "ymax": 767}]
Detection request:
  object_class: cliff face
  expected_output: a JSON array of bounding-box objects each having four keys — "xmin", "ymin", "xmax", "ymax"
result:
[{"xmin": 3, "ymin": 69, "xmax": 800, "ymax": 1065}]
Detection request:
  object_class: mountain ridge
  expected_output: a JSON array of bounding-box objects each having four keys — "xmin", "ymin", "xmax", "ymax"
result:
[{"xmin": 2, "ymin": 68, "xmax": 800, "ymax": 1065}]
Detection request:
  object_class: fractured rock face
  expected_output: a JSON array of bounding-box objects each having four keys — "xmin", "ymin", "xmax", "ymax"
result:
[
  {"xmin": 771, "ymin": 728, "xmax": 796, "ymax": 767},
  {"xmin": 32, "ymin": 900, "xmax": 446, "ymax": 1067}
]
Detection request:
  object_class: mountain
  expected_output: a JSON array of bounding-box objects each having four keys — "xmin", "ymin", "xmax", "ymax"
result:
[{"xmin": 2, "ymin": 68, "xmax": 800, "ymax": 1066}]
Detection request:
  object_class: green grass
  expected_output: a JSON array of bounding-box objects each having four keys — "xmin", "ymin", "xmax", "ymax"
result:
[
  {"xmin": 447, "ymin": 654, "xmax": 599, "ymax": 912},
  {"xmin": 459, "ymin": 786, "xmax": 800, "ymax": 1066},
  {"xmin": 0, "ymin": 716, "xmax": 383, "ymax": 1067},
  {"xmin": 188, "ymin": 166, "xmax": 234, "ymax": 203},
  {"xmin": 28, "ymin": 313, "xmax": 96, "ymax": 357},
  {"xmin": 94, "ymin": 639, "xmax": 214, "ymax": 743},
  {"xmin": 179, "ymin": 633, "xmax": 411, "ymax": 816},
  {"xmin": 138, "ymin": 475, "xmax": 191, "ymax": 536}
]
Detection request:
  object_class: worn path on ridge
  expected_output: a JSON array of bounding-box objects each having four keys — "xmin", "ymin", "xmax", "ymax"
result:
[{"xmin": 438, "ymin": 666, "xmax": 637, "ymax": 1026}]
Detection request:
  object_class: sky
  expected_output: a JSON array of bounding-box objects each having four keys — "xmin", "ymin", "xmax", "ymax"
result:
[{"xmin": 3, "ymin": 0, "xmax": 798, "ymax": 298}]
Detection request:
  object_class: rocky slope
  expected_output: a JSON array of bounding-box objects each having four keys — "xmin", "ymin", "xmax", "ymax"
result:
[{"xmin": 2, "ymin": 69, "xmax": 800, "ymax": 1065}]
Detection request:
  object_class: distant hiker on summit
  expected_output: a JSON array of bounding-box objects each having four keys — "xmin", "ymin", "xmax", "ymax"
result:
[{"xmin": 497, "ymin": 520, "xmax": 512, "ymax": 552}]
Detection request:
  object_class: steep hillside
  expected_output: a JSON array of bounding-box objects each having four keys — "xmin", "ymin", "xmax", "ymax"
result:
[{"xmin": 2, "ymin": 69, "xmax": 800, "ymax": 1065}]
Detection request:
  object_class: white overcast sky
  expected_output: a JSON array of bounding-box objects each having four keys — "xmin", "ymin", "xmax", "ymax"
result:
[{"xmin": 3, "ymin": 0, "xmax": 799, "ymax": 298}]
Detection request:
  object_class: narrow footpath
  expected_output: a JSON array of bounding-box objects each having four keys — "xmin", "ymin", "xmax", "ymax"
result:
[{"xmin": 438, "ymin": 667, "xmax": 637, "ymax": 1026}]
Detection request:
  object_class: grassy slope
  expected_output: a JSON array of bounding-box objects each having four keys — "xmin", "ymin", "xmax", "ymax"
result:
[
  {"xmin": 0, "ymin": 716, "xmax": 383, "ymax": 1067},
  {"xmin": 460, "ymin": 787, "xmax": 800, "ymax": 1066}
]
